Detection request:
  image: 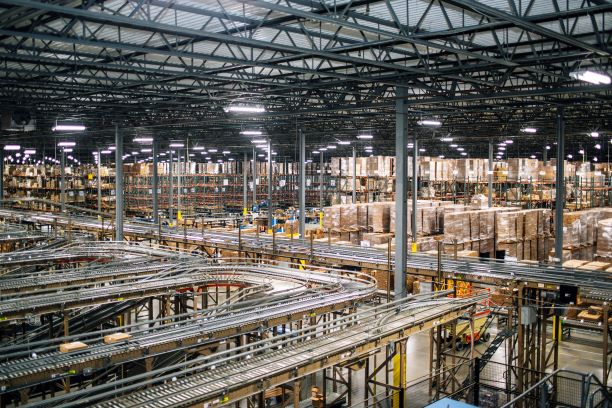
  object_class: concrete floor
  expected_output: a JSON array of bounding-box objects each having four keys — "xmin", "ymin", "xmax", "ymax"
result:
[{"xmin": 331, "ymin": 319, "xmax": 609, "ymax": 407}]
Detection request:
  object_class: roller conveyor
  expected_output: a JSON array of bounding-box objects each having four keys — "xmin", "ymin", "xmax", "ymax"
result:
[
  {"xmin": 0, "ymin": 250, "xmax": 375, "ymax": 391},
  {"xmin": 26, "ymin": 292, "xmax": 484, "ymax": 408},
  {"xmin": 2, "ymin": 209, "xmax": 610, "ymax": 301}
]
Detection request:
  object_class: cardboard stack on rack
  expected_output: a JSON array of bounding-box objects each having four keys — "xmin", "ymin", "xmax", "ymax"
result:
[{"xmin": 496, "ymin": 209, "xmax": 551, "ymax": 261}]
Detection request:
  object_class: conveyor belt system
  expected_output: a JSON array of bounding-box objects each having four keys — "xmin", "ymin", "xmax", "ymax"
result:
[
  {"xmin": 1, "ymin": 210, "xmax": 610, "ymax": 301},
  {"xmin": 24, "ymin": 292, "xmax": 484, "ymax": 408},
  {"xmin": 0, "ymin": 247, "xmax": 375, "ymax": 394}
]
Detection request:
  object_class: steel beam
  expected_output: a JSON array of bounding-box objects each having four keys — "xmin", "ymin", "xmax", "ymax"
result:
[
  {"xmin": 299, "ymin": 128, "xmax": 305, "ymax": 240},
  {"xmin": 395, "ymin": 86, "xmax": 408, "ymax": 299},
  {"xmin": 555, "ymin": 108, "xmax": 565, "ymax": 263},
  {"xmin": 60, "ymin": 149, "xmax": 66, "ymax": 213},
  {"xmin": 0, "ymin": 148, "xmax": 3, "ymax": 204},
  {"xmin": 252, "ymin": 147, "xmax": 257, "ymax": 208},
  {"xmin": 97, "ymin": 148, "xmax": 102, "ymax": 213},
  {"xmin": 115, "ymin": 125, "xmax": 124, "ymax": 241},
  {"xmin": 268, "ymin": 139, "xmax": 273, "ymax": 232},
  {"xmin": 243, "ymin": 152, "xmax": 248, "ymax": 217},
  {"xmin": 169, "ymin": 149, "xmax": 174, "ymax": 226},
  {"xmin": 488, "ymin": 141, "xmax": 493, "ymax": 207},
  {"xmin": 444, "ymin": 0, "xmax": 609, "ymax": 57},
  {"xmin": 320, "ymin": 151, "xmax": 324, "ymax": 209},
  {"xmin": 411, "ymin": 137, "xmax": 418, "ymax": 243},
  {"xmin": 352, "ymin": 146, "xmax": 357, "ymax": 204},
  {"xmin": 152, "ymin": 142, "xmax": 159, "ymax": 225}
]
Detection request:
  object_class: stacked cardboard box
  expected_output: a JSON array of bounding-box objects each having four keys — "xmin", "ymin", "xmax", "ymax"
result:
[
  {"xmin": 596, "ymin": 218, "xmax": 612, "ymax": 259},
  {"xmin": 496, "ymin": 209, "xmax": 551, "ymax": 261},
  {"xmin": 507, "ymin": 158, "xmax": 539, "ymax": 181}
]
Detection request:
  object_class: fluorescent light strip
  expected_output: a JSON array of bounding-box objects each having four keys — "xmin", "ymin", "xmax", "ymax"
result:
[
  {"xmin": 225, "ymin": 106, "xmax": 265, "ymax": 113},
  {"xmin": 52, "ymin": 124, "xmax": 85, "ymax": 132},
  {"xmin": 418, "ymin": 120, "xmax": 442, "ymax": 126},
  {"xmin": 570, "ymin": 70, "xmax": 611, "ymax": 85}
]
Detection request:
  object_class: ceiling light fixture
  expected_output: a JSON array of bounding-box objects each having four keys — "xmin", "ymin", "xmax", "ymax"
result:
[
  {"xmin": 52, "ymin": 124, "xmax": 85, "ymax": 132},
  {"xmin": 3, "ymin": 145, "xmax": 20, "ymax": 151},
  {"xmin": 418, "ymin": 119, "xmax": 442, "ymax": 126},
  {"xmin": 570, "ymin": 70, "xmax": 611, "ymax": 85},
  {"xmin": 23, "ymin": 149, "xmax": 36, "ymax": 155},
  {"xmin": 241, "ymin": 130, "xmax": 263, "ymax": 136},
  {"xmin": 251, "ymin": 139, "xmax": 266, "ymax": 144},
  {"xmin": 590, "ymin": 131, "xmax": 600, "ymax": 138},
  {"xmin": 504, "ymin": 140, "xmax": 514, "ymax": 144},
  {"xmin": 441, "ymin": 137, "xmax": 453, "ymax": 142},
  {"xmin": 193, "ymin": 146, "xmax": 205, "ymax": 151},
  {"xmin": 57, "ymin": 141, "xmax": 76, "ymax": 147},
  {"xmin": 357, "ymin": 134, "xmax": 373, "ymax": 139},
  {"xmin": 133, "ymin": 137, "xmax": 153, "ymax": 143},
  {"xmin": 169, "ymin": 142, "xmax": 184, "ymax": 148},
  {"xmin": 521, "ymin": 127, "xmax": 537, "ymax": 134},
  {"xmin": 208, "ymin": 149, "xmax": 218, "ymax": 153},
  {"xmin": 337, "ymin": 141, "xmax": 351, "ymax": 145},
  {"xmin": 225, "ymin": 105, "xmax": 265, "ymax": 113}
]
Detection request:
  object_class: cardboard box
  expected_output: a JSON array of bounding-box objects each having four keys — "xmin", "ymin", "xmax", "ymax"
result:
[
  {"xmin": 59, "ymin": 341, "xmax": 88, "ymax": 353},
  {"xmin": 103, "ymin": 332, "xmax": 132, "ymax": 344}
]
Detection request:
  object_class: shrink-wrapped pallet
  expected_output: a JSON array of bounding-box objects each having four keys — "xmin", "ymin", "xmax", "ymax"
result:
[
  {"xmin": 357, "ymin": 204, "xmax": 369, "ymax": 229},
  {"xmin": 561, "ymin": 211, "xmax": 588, "ymax": 248},
  {"xmin": 597, "ymin": 218, "xmax": 612, "ymax": 258},
  {"xmin": 421, "ymin": 207, "xmax": 438, "ymax": 235},
  {"xmin": 323, "ymin": 206, "xmax": 340, "ymax": 229},
  {"xmin": 361, "ymin": 232, "xmax": 394, "ymax": 246},
  {"xmin": 368, "ymin": 202, "xmax": 391, "ymax": 233},
  {"xmin": 496, "ymin": 211, "xmax": 524, "ymax": 243},
  {"xmin": 523, "ymin": 210, "xmax": 539, "ymax": 240},
  {"xmin": 342, "ymin": 205, "xmax": 359, "ymax": 228},
  {"xmin": 443, "ymin": 211, "xmax": 471, "ymax": 243}
]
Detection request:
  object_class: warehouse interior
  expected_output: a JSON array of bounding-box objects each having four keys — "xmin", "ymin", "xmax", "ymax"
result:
[{"xmin": 0, "ymin": 1, "xmax": 611, "ymax": 407}]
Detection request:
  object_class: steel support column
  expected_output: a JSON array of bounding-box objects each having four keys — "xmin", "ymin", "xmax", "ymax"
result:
[
  {"xmin": 411, "ymin": 137, "xmax": 418, "ymax": 243},
  {"xmin": 243, "ymin": 152, "xmax": 248, "ymax": 216},
  {"xmin": 0, "ymin": 148, "xmax": 4, "ymax": 204},
  {"xmin": 488, "ymin": 141, "xmax": 493, "ymax": 207},
  {"xmin": 268, "ymin": 139, "xmax": 273, "ymax": 232},
  {"xmin": 115, "ymin": 125, "xmax": 124, "ymax": 241},
  {"xmin": 169, "ymin": 149, "xmax": 174, "ymax": 226},
  {"xmin": 97, "ymin": 148, "xmax": 102, "ymax": 213},
  {"xmin": 395, "ymin": 86, "xmax": 408, "ymax": 299},
  {"xmin": 252, "ymin": 147, "xmax": 257, "ymax": 208},
  {"xmin": 555, "ymin": 108, "xmax": 565, "ymax": 263},
  {"xmin": 60, "ymin": 149, "xmax": 66, "ymax": 213},
  {"xmin": 352, "ymin": 146, "xmax": 357, "ymax": 204},
  {"xmin": 176, "ymin": 150, "xmax": 181, "ymax": 224},
  {"xmin": 320, "ymin": 151, "xmax": 324, "ymax": 208},
  {"xmin": 152, "ymin": 142, "xmax": 159, "ymax": 224},
  {"xmin": 299, "ymin": 129, "xmax": 306, "ymax": 240}
]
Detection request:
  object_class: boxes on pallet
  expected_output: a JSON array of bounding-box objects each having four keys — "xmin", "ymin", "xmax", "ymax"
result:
[
  {"xmin": 368, "ymin": 202, "xmax": 391, "ymax": 233},
  {"xmin": 507, "ymin": 158, "xmax": 539, "ymax": 181},
  {"xmin": 597, "ymin": 218, "xmax": 612, "ymax": 259}
]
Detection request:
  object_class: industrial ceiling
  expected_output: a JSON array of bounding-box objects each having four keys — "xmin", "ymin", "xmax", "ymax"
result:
[{"xmin": 0, "ymin": 0, "xmax": 610, "ymax": 162}]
